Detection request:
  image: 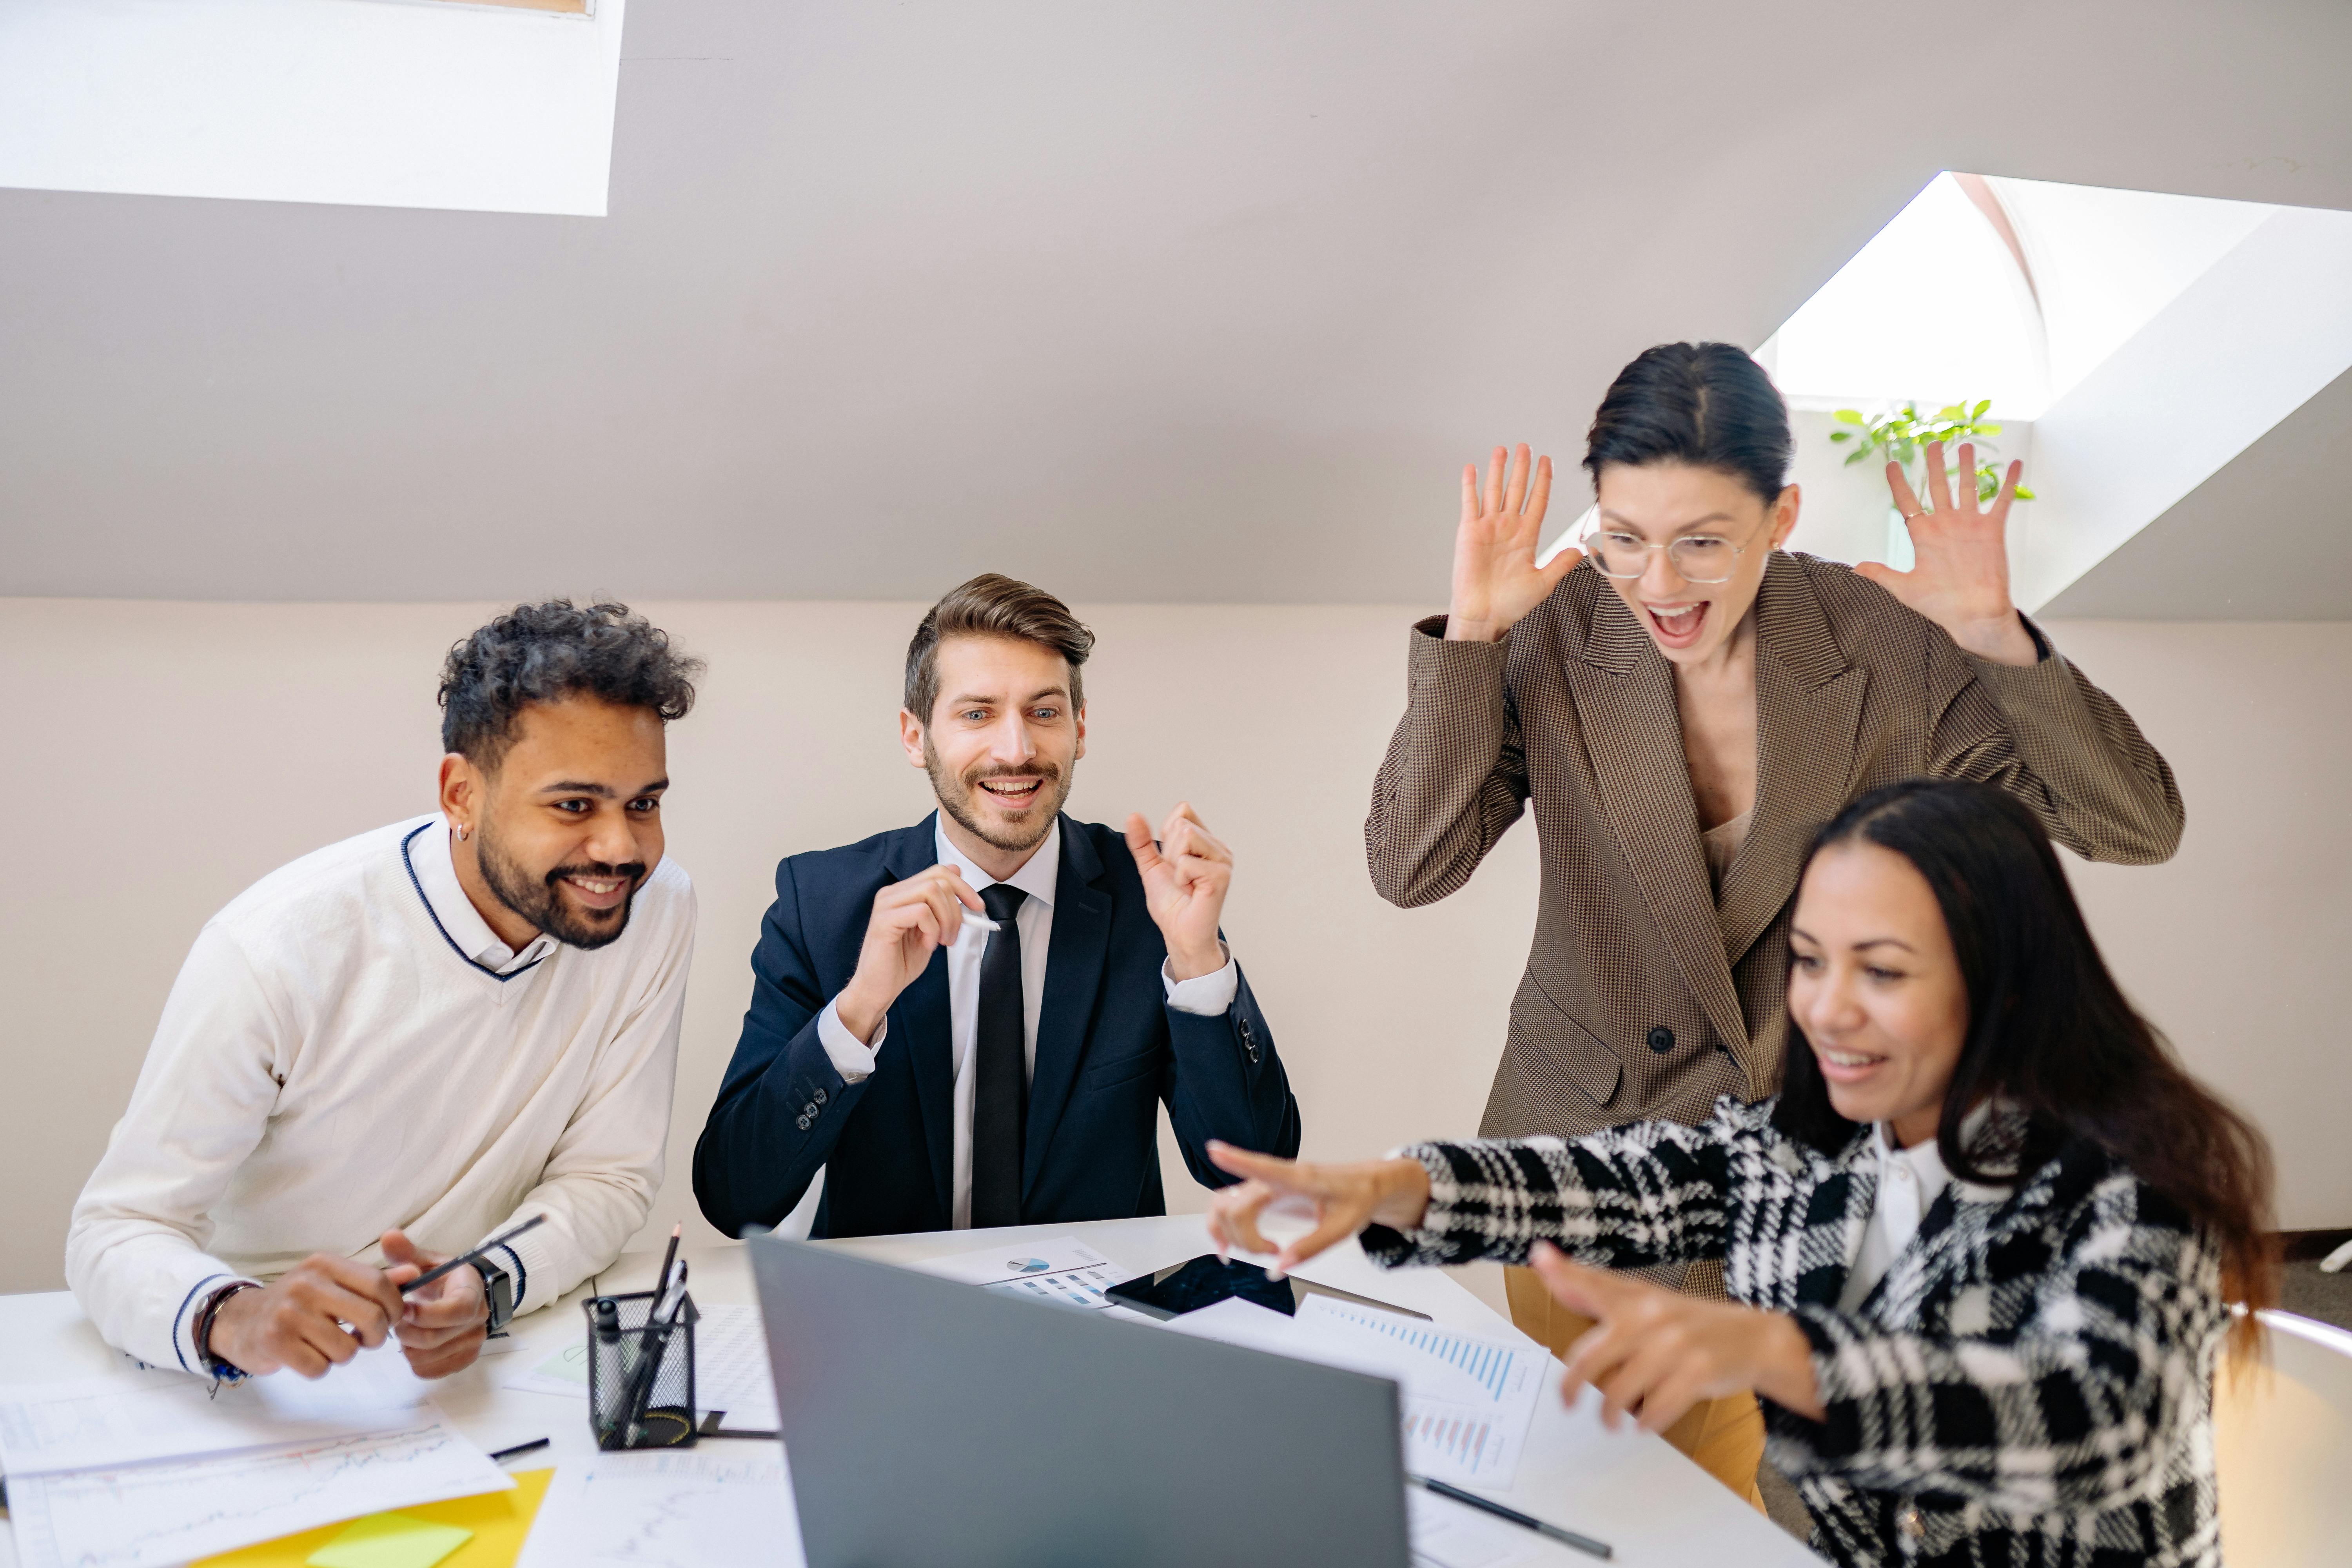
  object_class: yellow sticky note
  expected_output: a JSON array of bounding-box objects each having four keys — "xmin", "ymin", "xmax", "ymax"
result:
[
  {"xmin": 305, "ymin": 1513, "xmax": 472, "ymax": 1568},
  {"xmin": 192, "ymin": 1468, "xmax": 553, "ymax": 1568}
]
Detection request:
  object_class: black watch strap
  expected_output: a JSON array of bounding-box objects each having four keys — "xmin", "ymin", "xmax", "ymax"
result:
[{"xmin": 468, "ymin": 1254, "xmax": 515, "ymax": 1333}]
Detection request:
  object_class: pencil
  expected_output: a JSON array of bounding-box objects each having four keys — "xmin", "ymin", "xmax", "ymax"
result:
[{"xmin": 399, "ymin": 1214, "xmax": 548, "ymax": 1296}]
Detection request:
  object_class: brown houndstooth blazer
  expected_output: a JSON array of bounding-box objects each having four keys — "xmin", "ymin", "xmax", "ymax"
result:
[{"xmin": 1368, "ymin": 550, "xmax": 2183, "ymax": 1147}]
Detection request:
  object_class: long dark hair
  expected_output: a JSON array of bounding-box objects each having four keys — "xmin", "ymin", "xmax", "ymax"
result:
[
  {"xmin": 1583, "ymin": 342, "xmax": 1792, "ymax": 504},
  {"xmin": 1773, "ymin": 779, "xmax": 2276, "ymax": 1334}
]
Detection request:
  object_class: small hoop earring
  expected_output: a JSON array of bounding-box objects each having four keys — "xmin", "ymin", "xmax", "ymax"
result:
[{"xmin": 455, "ymin": 823, "xmax": 470, "ymax": 841}]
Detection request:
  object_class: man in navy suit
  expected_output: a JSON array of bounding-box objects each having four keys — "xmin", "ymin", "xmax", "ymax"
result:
[{"xmin": 695, "ymin": 574, "xmax": 1299, "ymax": 1240}]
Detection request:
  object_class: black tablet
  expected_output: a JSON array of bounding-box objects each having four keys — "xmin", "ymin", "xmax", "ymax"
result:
[{"xmin": 1103, "ymin": 1254, "xmax": 1431, "ymax": 1322}]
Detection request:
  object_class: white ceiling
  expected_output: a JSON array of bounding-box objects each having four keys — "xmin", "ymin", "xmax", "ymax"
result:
[{"xmin": 3, "ymin": 0, "xmax": 2349, "ymax": 606}]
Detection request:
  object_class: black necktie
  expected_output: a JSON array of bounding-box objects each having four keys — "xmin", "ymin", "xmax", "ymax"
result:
[{"xmin": 970, "ymin": 882, "xmax": 1029, "ymax": 1229}]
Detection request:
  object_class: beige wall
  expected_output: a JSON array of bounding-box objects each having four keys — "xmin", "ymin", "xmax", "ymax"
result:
[{"xmin": 0, "ymin": 601, "xmax": 2343, "ymax": 1299}]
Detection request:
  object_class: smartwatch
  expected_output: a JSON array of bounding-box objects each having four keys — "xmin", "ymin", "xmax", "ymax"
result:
[{"xmin": 468, "ymin": 1253, "xmax": 516, "ymax": 1334}]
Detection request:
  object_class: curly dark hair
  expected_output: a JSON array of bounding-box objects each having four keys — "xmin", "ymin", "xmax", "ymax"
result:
[{"xmin": 438, "ymin": 600, "xmax": 703, "ymax": 768}]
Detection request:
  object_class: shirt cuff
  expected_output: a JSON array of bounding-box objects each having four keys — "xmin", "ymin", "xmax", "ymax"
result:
[
  {"xmin": 175, "ymin": 1270, "xmax": 261, "ymax": 1376},
  {"xmin": 1161, "ymin": 947, "xmax": 1237, "ymax": 1015},
  {"xmin": 817, "ymin": 997, "xmax": 885, "ymax": 1082}
]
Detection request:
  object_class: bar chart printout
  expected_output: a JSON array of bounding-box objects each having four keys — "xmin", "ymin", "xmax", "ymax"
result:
[{"xmin": 1292, "ymin": 1297, "xmax": 1546, "ymax": 1487}]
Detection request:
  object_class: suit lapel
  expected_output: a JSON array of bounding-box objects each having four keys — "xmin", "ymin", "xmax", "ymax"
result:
[
  {"xmin": 881, "ymin": 817, "xmax": 956, "ymax": 1221},
  {"xmin": 1024, "ymin": 817, "xmax": 1111, "ymax": 1203},
  {"xmin": 1717, "ymin": 556, "xmax": 1868, "ymax": 967},
  {"xmin": 1562, "ymin": 588, "xmax": 1749, "ymax": 1053}
]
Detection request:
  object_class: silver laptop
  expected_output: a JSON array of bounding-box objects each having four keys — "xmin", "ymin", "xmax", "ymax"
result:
[{"xmin": 748, "ymin": 1234, "xmax": 1412, "ymax": 1567}]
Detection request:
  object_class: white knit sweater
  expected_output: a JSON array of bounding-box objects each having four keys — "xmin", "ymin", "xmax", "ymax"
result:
[{"xmin": 66, "ymin": 815, "xmax": 695, "ymax": 1374}]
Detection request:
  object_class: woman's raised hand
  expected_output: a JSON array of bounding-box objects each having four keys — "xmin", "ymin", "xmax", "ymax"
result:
[
  {"xmin": 1857, "ymin": 440, "xmax": 2038, "ymax": 666},
  {"xmin": 1446, "ymin": 445, "xmax": 1582, "ymax": 644},
  {"xmin": 1203, "ymin": 1143, "xmax": 1433, "ymax": 1279}
]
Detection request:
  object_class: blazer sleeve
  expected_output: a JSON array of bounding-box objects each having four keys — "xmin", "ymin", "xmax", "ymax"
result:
[
  {"xmin": 1763, "ymin": 1175, "xmax": 2229, "ymax": 1516},
  {"xmin": 1360, "ymin": 1109, "xmax": 1743, "ymax": 1270},
  {"xmin": 1926, "ymin": 619, "xmax": 2184, "ymax": 864},
  {"xmin": 1160, "ymin": 963, "xmax": 1301, "ymax": 1187},
  {"xmin": 692, "ymin": 858, "xmax": 871, "ymax": 1238},
  {"xmin": 1364, "ymin": 616, "xmax": 1532, "ymax": 909}
]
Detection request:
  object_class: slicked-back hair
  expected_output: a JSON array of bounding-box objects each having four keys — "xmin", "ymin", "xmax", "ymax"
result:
[
  {"xmin": 904, "ymin": 574, "xmax": 1095, "ymax": 725},
  {"xmin": 1584, "ymin": 341, "xmax": 1793, "ymax": 504},
  {"xmin": 439, "ymin": 599, "xmax": 702, "ymax": 769}
]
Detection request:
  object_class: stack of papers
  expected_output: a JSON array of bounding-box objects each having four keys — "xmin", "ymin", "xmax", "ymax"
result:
[
  {"xmin": 0, "ymin": 1347, "xmax": 512, "ymax": 1568},
  {"xmin": 1161, "ymin": 1295, "xmax": 1546, "ymax": 1488},
  {"xmin": 910, "ymin": 1234, "xmax": 1125, "ymax": 1310}
]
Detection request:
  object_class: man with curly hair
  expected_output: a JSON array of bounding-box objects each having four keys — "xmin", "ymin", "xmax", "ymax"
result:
[{"xmin": 68, "ymin": 601, "xmax": 702, "ymax": 1383}]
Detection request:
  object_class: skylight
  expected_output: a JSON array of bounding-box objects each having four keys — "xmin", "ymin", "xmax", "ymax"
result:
[{"xmin": 1759, "ymin": 173, "xmax": 2276, "ymax": 419}]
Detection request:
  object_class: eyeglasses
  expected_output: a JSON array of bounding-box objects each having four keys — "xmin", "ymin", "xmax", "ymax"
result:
[{"xmin": 1581, "ymin": 526, "xmax": 1754, "ymax": 585}]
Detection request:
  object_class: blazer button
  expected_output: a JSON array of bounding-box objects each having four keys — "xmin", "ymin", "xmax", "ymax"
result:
[
  {"xmin": 813, "ymin": 1088, "xmax": 827, "ymax": 1105},
  {"xmin": 1646, "ymin": 1025, "xmax": 1675, "ymax": 1054},
  {"xmin": 795, "ymin": 1115, "xmax": 811, "ymax": 1131},
  {"xmin": 803, "ymin": 1102, "xmax": 818, "ymax": 1117}
]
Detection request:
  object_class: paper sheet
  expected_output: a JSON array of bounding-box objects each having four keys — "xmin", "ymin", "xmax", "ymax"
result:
[
  {"xmin": 1406, "ymin": 1488, "xmax": 1537, "ymax": 1568},
  {"xmin": 4, "ymin": 1422, "xmax": 514, "ymax": 1568},
  {"xmin": 909, "ymin": 1234, "xmax": 1124, "ymax": 1310},
  {"xmin": 503, "ymin": 1303, "xmax": 778, "ymax": 1428},
  {"xmin": 0, "ymin": 1343, "xmax": 431, "ymax": 1476},
  {"xmin": 511, "ymin": 1449, "xmax": 798, "ymax": 1568},
  {"xmin": 302, "ymin": 1511, "xmax": 473, "ymax": 1568},
  {"xmin": 1161, "ymin": 1297, "xmax": 1545, "ymax": 1487},
  {"xmin": 188, "ymin": 1466, "xmax": 554, "ymax": 1568}
]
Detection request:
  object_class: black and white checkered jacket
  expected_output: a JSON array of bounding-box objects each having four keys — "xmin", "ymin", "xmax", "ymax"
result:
[{"xmin": 1364, "ymin": 1095, "xmax": 2228, "ymax": 1568}]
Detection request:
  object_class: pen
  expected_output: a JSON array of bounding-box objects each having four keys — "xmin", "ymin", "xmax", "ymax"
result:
[
  {"xmin": 488, "ymin": 1437, "xmax": 550, "ymax": 1463},
  {"xmin": 1410, "ymin": 1474, "xmax": 1612, "ymax": 1561},
  {"xmin": 652, "ymin": 1221, "xmax": 682, "ymax": 1297},
  {"xmin": 399, "ymin": 1214, "xmax": 547, "ymax": 1296},
  {"xmin": 964, "ymin": 913, "xmax": 1002, "ymax": 933}
]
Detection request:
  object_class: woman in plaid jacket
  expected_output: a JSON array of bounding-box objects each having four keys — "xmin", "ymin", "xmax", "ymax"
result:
[{"xmin": 1210, "ymin": 780, "xmax": 2273, "ymax": 1568}]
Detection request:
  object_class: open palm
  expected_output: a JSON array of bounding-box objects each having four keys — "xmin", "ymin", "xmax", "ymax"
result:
[
  {"xmin": 1857, "ymin": 440, "xmax": 2037, "ymax": 665},
  {"xmin": 1446, "ymin": 445, "xmax": 1582, "ymax": 642}
]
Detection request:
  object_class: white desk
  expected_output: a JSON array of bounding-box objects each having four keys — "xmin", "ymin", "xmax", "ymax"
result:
[{"xmin": 0, "ymin": 1217, "xmax": 1822, "ymax": 1567}]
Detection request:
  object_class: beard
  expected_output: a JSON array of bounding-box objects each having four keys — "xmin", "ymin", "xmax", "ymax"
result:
[
  {"xmin": 924, "ymin": 739, "xmax": 1074, "ymax": 855},
  {"xmin": 474, "ymin": 818, "xmax": 646, "ymax": 952}
]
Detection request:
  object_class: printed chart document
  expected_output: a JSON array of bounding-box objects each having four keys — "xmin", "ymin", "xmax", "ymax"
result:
[
  {"xmin": 1407, "ymin": 1487, "xmax": 1538, "ymax": 1568},
  {"xmin": 505, "ymin": 1302, "xmax": 778, "ymax": 1428},
  {"xmin": 514, "ymin": 1448, "xmax": 799, "ymax": 1568},
  {"xmin": 909, "ymin": 1234, "xmax": 1124, "ymax": 1310},
  {"xmin": 1162, "ymin": 1296, "xmax": 1546, "ymax": 1487},
  {"xmin": 5, "ymin": 1421, "xmax": 514, "ymax": 1568},
  {"xmin": 0, "ymin": 1343, "xmax": 430, "ymax": 1475}
]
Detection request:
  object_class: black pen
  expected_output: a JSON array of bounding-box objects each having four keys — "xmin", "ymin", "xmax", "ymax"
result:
[
  {"xmin": 399, "ymin": 1215, "xmax": 547, "ymax": 1296},
  {"xmin": 487, "ymin": 1437, "xmax": 550, "ymax": 1463},
  {"xmin": 1410, "ymin": 1474, "xmax": 1612, "ymax": 1560}
]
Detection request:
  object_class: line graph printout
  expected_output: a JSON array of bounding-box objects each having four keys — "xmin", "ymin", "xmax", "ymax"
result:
[
  {"xmin": 5, "ymin": 1422, "xmax": 514, "ymax": 1568},
  {"xmin": 513, "ymin": 1448, "xmax": 798, "ymax": 1568},
  {"xmin": 505, "ymin": 1303, "xmax": 778, "ymax": 1427},
  {"xmin": 0, "ymin": 1345, "xmax": 429, "ymax": 1475}
]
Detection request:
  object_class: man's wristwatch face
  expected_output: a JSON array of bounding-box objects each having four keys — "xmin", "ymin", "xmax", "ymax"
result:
[{"xmin": 469, "ymin": 1257, "xmax": 515, "ymax": 1333}]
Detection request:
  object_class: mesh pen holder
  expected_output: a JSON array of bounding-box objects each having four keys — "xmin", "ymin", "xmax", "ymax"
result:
[{"xmin": 585, "ymin": 1290, "xmax": 699, "ymax": 1450}]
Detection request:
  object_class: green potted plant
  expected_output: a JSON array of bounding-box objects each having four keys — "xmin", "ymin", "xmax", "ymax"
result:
[{"xmin": 1828, "ymin": 400, "xmax": 2034, "ymax": 568}]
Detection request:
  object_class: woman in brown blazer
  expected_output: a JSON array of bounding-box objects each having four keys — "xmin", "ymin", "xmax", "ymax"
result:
[{"xmin": 1365, "ymin": 342, "xmax": 2181, "ymax": 1504}]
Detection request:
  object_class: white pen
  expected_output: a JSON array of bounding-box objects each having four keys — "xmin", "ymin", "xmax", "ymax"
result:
[{"xmin": 964, "ymin": 913, "xmax": 1002, "ymax": 933}]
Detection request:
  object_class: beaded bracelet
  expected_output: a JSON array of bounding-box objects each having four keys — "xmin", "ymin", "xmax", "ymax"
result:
[{"xmin": 192, "ymin": 1279, "xmax": 263, "ymax": 1385}]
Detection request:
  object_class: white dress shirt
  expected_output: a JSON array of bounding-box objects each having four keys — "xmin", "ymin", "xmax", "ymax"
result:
[
  {"xmin": 1838, "ymin": 1103, "xmax": 1996, "ymax": 1310},
  {"xmin": 815, "ymin": 818, "xmax": 1238, "ymax": 1228},
  {"xmin": 67, "ymin": 816, "xmax": 694, "ymax": 1373}
]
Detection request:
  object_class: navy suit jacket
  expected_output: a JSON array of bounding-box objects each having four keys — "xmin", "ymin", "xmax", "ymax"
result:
[{"xmin": 694, "ymin": 813, "xmax": 1301, "ymax": 1240}]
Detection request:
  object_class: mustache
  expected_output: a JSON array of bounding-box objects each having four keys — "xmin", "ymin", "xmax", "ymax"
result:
[
  {"xmin": 544, "ymin": 860, "xmax": 648, "ymax": 889},
  {"xmin": 964, "ymin": 763, "xmax": 1061, "ymax": 786}
]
